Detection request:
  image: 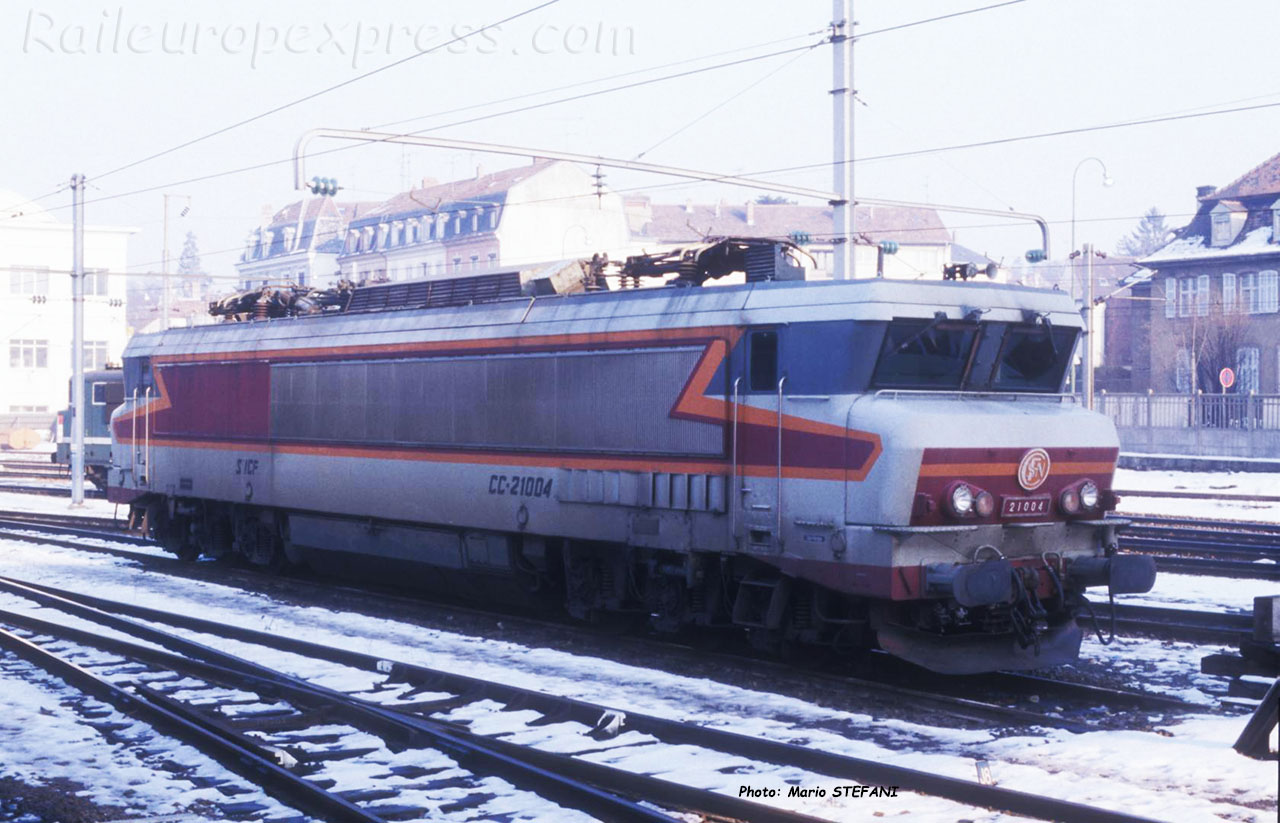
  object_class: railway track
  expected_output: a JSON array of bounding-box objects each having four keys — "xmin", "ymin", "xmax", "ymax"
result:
[
  {"xmin": 0, "ymin": 481, "xmax": 108, "ymax": 499},
  {"xmin": 0, "ymin": 575, "xmax": 1168, "ymax": 823},
  {"xmin": 1111, "ymin": 514, "xmax": 1280, "ymax": 579},
  {"xmin": 0, "ymin": 509, "xmax": 129, "ymax": 532},
  {"xmin": 1084, "ymin": 602, "xmax": 1254, "ymax": 646},
  {"xmin": 0, "ymin": 517, "xmax": 1227, "ymax": 728}
]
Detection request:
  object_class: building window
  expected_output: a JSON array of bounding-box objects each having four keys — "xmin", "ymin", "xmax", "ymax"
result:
[
  {"xmin": 489, "ymin": 209, "xmax": 498, "ymax": 229},
  {"xmin": 1236, "ymin": 347, "xmax": 1260, "ymax": 394},
  {"xmin": 86, "ymin": 269, "xmax": 110, "ymax": 296},
  {"xmin": 1174, "ymin": 349, "xmax": 1191, "ymax": 393},
  {"xmin": 1164, "ymin": 279, "xmax": 1177, "ymax": 318},
  {"xmin": 452, "ymin": 257, "xmax": 462, "ymax": 273},
  {"xmin": 9, "ymin": 339, "xmax": 48, "ymax": 369},
  {"xmin": 8, "ymin": 405, "xmax": 48, "ymax": 413},
  {"xmin": 1222, "ymin": 273, "xmax": 1236, "ymax": 312},
  {"xmin": 488, "ymin": 253, "xmax": 497, "ymax": 269},
  {"xmin": 1239, "ymin": 272, "xmax": 1259, "ymax": 314},
  {"xmin": 1178, "ymin": 277, "xmax": 1195, "ymax": 317},
  {"xmin": 470, "ymin": 212, "xmax": 478, "ymax": 232},
  {"xmin": 81, "ymin": 341, "xmax": 109, "ymax": 371},
  {"xmin": 1260, "ymin": 270, "xmax": 1279, "ymax": 313},
  {"xmin": 1211, "ymin": 213, "xmax": 1232, "ymax": 246},
  {"xmin": 1196, "ymin": 274, "xmax": 1210, "ymax": 316},
  {"xmin": 470, "ymin": 255, "xmax": 479, "ymax": 271},
  {"xmin": 453, "ymin": 216, "xmax": 462, "ymax": 234},
  {"xmin": 9, "ymin": 267, "xmax": 49, "ymax": 295},
  {"xmin": 1273, "ymin": 208, "xmax": 1280, "ymax": 243}
]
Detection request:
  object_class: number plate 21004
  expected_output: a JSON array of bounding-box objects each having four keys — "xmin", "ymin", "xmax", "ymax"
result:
[{"xmin": 1001, "ymin": 495, "xmax": 1050, "ymax": 517}]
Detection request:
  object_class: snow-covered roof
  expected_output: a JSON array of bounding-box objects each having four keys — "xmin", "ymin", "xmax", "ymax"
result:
[{"xmin": 1141, "ymin": 225, "xmax": 1276, "ymax": 264}]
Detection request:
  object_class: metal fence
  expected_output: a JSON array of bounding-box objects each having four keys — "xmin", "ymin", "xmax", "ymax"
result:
[{"xmin": 1095, "ymin": 392, "xmax": 1280, "ymax": 457}]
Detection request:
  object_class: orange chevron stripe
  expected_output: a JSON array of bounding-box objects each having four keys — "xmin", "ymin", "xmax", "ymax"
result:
[{"xmin": 122, "ymin": 325, "xmax": 883, "ymax": 481}]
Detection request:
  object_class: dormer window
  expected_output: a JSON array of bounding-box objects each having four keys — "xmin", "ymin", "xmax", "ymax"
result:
[
  {"xmin": 1212, "ymin": 213, "xmax": 1232, "ymax": 245},
  {"xmin": 488, "ymin": 208, "xmax": 498, "ymax": 229},
  {"xmin": 1210, "ymin": 201, "xmax": 1245, "ymax": 247}
]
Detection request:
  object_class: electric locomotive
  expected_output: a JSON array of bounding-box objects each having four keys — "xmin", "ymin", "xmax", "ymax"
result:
[
  {"xmin": 54, "ymin": 368, "xmax": 124, "ymax": 490},
  {"xmin": 107, "ymin": 239, "xmax": 1154, "ymax": 674}
]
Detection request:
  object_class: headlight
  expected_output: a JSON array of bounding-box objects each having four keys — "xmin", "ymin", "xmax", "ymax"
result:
[
  {"xmin": 1079, "ymin": 480, "xmax": 1099, "ymax": 509},
  {"xmin": 950, "ymin": 484, "xmax": 974, "ymax": 516},
  {"xmin": 975, "ymin": 490, "xmax": 995, "ymax": 518},
  {"xmin": 1059, "ymin": 487, "xmax": 1081, "ymax": 515}
]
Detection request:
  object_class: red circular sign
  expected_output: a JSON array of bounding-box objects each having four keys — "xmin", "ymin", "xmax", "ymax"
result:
[{"xmin": 1219, "ymin": 367, "xmax": 1236, "ymax": 389}]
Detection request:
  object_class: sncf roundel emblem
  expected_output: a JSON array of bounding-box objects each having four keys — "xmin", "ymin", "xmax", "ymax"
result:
[{"xmin": 1017, "ymin": 448, "xmax": 1051, "ymax": 492}]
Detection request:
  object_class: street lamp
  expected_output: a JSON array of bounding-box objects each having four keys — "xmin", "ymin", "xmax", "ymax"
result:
[
  {"xmin": 1070, "ymin": 157, "xmax": 1113, "ymax": 278},
  {"xmin": 1068, "ymin": 158, "xmax": 1112, "ymax": 406}
]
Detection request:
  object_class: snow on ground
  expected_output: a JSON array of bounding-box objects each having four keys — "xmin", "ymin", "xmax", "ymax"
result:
[
  {"xmin": 0, "ymin": 537, "xmax": 1274, "ymax": 823},
  {"xmin": 0, "ymin": 655, "xmax": 299, "ymax": 820},
  {"xmin": 0, "ymin": 488, "xmax": 122, "ymax": 519},
  {"xmin": 1120, "ymin": 572, "xmax": 1275, "ymax": 615},
  {"xmin": 1114, "ymin": 467, "xmax": 1280, "ymax": 523}
]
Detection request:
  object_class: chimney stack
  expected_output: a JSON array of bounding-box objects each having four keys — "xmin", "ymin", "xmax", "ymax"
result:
[
  {"xmin": 746, "ymin": 200, "xmax": 756, "ymax": 227},
  {"xmin": 684, "ymin": 199, "xmax": 694, "ymax": 214},
  {"xmin": 1196, "ymin": 184, "xmax": 1216, "ymax": 199}
]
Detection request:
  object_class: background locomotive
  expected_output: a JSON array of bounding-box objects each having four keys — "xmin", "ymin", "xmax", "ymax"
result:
[
  {"xmin": 107, "ymin": 239, "xmax": 1155, "ymax": 674},
  {"xmin": 54, "ymin": 368, "xmax": 124, "ymax": 490}
]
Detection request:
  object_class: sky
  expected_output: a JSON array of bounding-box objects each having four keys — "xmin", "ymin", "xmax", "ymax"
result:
[{"xmin": 3, "ymin": 0, "xmax": 1279, "ymax": 289}]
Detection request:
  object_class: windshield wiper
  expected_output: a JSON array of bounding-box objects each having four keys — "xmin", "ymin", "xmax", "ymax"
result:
[
  {"xmin": 896, "ymin": 311, "xmax": 951, "ymax": 353},
  {"xmin": 1035, "ymin": 312, "xmax": 1057, "ymax": 357}
]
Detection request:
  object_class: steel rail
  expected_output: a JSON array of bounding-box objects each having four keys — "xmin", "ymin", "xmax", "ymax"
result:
[
  {"xmin": 0, "ymin": 604, "xmax": 831, "ymax": 823},
  {"xmin": 1153, "ymin": 556, "xmax": 1280, "ymax": 580},
  {"xmin": 1088, "ymin": 603, "xmax": 1252, "ymax": 646},
  {"xmin": 1, "ymin": 522, "xmax": 1214, "ymax": 722},
  {"xmin": 0, "ymin": 483, "xmax": 107, "ymax": 499},
  {"xmin": 0, "ymin": 574, "xmax": 1169, "ymax": 823},
  {"xmin": 0, "ymin": 517, "xmax": 149, "ymax": 545},
  {"xmin": 0, "ymin": 626, "xmax": 380, "ymax": 823},
  {"xmin": 0, "ymin": 588, "xmax": 695, "ymax": 823},
  {"xmin": 1120, "ymin": 536, "xmax": 1279, "ymax": 562},
  {"xmin": 1113, "ymin": 489, "xmax": 1280, "ymax": 504}
]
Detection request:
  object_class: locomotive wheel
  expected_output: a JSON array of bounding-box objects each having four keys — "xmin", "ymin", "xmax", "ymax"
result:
[{"xmin": 172, "ymin": 538, "xmax": 201, "ymax": 562}]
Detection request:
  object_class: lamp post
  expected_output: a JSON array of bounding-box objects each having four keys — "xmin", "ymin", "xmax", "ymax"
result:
[
  {"xmin": 1070, "ymin": 157, "xmax": 1112, "ymax": 297},
  {"xmin": 1070, "ymin": 158, "xmax": 1112, "ymax": 404}
]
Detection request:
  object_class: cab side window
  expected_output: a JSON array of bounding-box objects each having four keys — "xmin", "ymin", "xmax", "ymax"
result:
[{"xmin": 749, "ymin": 330, "xmax": 778, "ymax": 391}]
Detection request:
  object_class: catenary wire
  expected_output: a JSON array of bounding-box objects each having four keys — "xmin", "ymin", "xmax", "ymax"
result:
[{"xmin": 86, "ymin": 1, "xmax": 564, "ymax": 185}]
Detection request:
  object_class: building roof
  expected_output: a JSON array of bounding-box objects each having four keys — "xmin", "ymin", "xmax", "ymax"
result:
[
  {"xmin": 0, "ymin": 189, "xmax": 55, "ymax": 223},
  {"xmin": 1201, "ymin": 151, "xmax": 1280, "ymax": 201},
  {"xmin": 631, "ymin": 199, "xmax": 951, "ymax": 245},
  {"xmin": 950, "ymin": 243, "xmax": 998, "ymax": 266},
  {"xmin": 269, "ymin": 197, "xmax": 379, "ymax": 227},
  {"xmin": 1144, "ymin": 152, "xmax": 1280, "ymax": 268},
  {"xmin": 350, "ymin": 161, "xmax": 557, "ymax": 228}
]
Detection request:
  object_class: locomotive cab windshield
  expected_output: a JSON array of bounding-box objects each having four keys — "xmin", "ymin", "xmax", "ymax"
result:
[{"xmin": 870, "ymin": 317, "xmax": 1078, "ymax": 392}]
